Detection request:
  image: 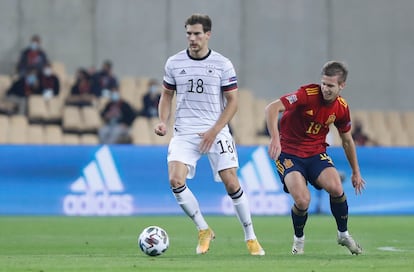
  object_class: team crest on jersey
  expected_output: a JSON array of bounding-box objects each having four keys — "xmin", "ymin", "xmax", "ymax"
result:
[
  {"xmin": 286, "ymin": 94, "xmax": 297, "ymax": 104},
  {"xmin": 206, "ymin": 65, "xmax": 215, "ymax": 75},
  {"xmin": 325, "ymin": 114, "xmax": 336, "ymax": 126}
]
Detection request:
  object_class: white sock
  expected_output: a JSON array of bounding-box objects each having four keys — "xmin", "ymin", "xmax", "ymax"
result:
[
  {"xmin": 231, "ymin": 190, "xmax": 256, "ymax": 241},
  {"xmin": 338, "ymin": 230, "xmax": 350, "ymax": 238},
  {"xmin": 173, "ymin": 186, "xmax": 208, "ymax": 230}
]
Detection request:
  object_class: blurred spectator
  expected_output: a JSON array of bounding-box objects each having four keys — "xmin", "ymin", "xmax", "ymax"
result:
[
  {"xmin": 140, "ymin": 79, "xmax": 161, "ymax": 118},
  {"xmin": 16, "ymin": 34, "xmax": 49, "ymax": 77},
  {"xmin": 257, "ymin": 121, "xmax": 270, "ymax": 137},
  {"xmin": 66, "ymin": 68, "xmax": 96, "ymax": 107},
  {"xmin": 98, "ymin": 86, "xmax": 136, "ymax": 144},
  {"xmin": 39, "ymin": 62, "xmax": 60, "ymax": 100},
  {"xmin": 4, "ymin": 67, "xmax": 40, "ymax": 114},
  {"xmin": 352, "ymin": 119, "xmax": 377, "ymax": 146},
  {"xmin": 258, "ymin": 113, "xmax": 282, "ymax": 137},
  {"xmin": 92, "ymin": 60, "xmax": 118, "ymax": 98}
]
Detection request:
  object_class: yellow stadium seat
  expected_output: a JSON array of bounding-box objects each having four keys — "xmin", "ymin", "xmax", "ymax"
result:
[
  {"xmin": 28, "ymin": 95, "xmax": 48, "ymax": 123},
  {"xmin": 62, "ymin": 106, "xmax": 83, "ymax": 133},
  {"xmin": 44, "ymin": 125, "xmax": 63, "ymax": 144},
  {"xmin": 62, "ymin": 133, "xmax": 80, "ymax": 145},
  {"xmin": 8, "ymin": 115, "xmax": 28, "ymax": 144},
  {"xmin": 81, "ymin": 106, "xmax": 102, "ymax": 133},
  {"xmin": 80, "ymin": 133, "xmax": 99, "ymax": 145},
  {"xmin": 27, "ymin": 125, "xmax": 45, "ymax": 144},
  {"xmin": 0, "ymin": 115, "xmax": 9, "ymax": 143},
  {"xmin": 130, "ymin": 117, "xmax": 152, "ymax": 145}
]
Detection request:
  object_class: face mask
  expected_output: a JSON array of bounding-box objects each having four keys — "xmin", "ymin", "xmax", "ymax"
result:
[
  {"xmin": 26, "ymin": 74, "xmax": 37, "ymax": 85},
  {"xmin": 30, "ymin": 42, "xmax": 39, "ymax": 50},
  {"xmin": 43, "ymin": 68, "xmax": 52, "ymax": 76},
  {"xmin": 111, "ymin": 91, "xmax": 120, "ymax": 101}
]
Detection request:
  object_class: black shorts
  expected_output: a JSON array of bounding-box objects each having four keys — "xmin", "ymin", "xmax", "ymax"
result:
[{"xmin": 275, "ymin": 152, "xmax": 335, "ymax": 193}]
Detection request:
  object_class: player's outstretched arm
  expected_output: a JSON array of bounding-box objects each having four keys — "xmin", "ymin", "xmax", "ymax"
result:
[{"xmin": 340, "ymin": 130, "xmax": 366, "ymax": 194}]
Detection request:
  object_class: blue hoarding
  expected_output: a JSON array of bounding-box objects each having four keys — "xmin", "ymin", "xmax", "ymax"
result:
[{"xmin": 0, "ymin": 145, "xmax": 413, "ymax": 215}]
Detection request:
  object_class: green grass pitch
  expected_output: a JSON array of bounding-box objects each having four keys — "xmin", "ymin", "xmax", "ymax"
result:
[{"xmin": 0, "ymin": 215, "xmax": 413, "ymax": 272}]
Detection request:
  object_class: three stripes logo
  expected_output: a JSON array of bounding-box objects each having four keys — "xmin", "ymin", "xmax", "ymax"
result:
[
  {"xmin": 221, "ymin": 146, "xmax": 290, "ymax": 215},
  {"xmin": 63, "ymin": 146, "xmax": 134, "ymax": 216}
]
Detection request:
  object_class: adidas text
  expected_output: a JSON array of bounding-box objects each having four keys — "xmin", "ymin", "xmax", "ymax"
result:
[{"xmin": 63, "ymin": 146, "xmax": 134, "ymax": 216}]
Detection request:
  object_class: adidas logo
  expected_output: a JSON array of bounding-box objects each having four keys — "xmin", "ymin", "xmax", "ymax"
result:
[
  {"xmin": 221, "ymin": 146, "xmax": 290, "ymax": 215},
  {"xmin": 63, "ymin": 146, "xmax": 134, "ymax": 216},
  {"xmin": 179, "ymin": 69, "xmax": 186, "ymax": 74}
]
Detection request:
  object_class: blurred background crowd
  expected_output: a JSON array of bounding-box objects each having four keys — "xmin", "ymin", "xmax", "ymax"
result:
[{"xmin": 0, "ymin": 0, "xmax": 413, "ymax": 146}]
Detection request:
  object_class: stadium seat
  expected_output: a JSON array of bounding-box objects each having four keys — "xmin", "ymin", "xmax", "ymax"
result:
[
  {"xmin": 368, "ymin": 111, "xmax": 392, "ymax": 146},
  {"xmin": 136, "ymin": 77, "xmax": 151, "ymax": 96},
  {"xmin": 391, "ymin": 131, "xmax": 411, "ymax": 146},
  {"xmin": 130, "ymin": 117, "xmax": 152, "ymax": 145},
  {"xmin": 8, "ymin": 115, "xmax": 28, "ymax": 144},
  {"xmin": 51, "ymin": 61, "xmax": 67, "ymax": 83},
  {"xmin": 44, "ymin": 125, "xmax": 63, "ymax": 144},
  {"xmin": 46, "ymin": 96, "xmax": 64, "ymax": 123},
  {"xmin": 0, "ymin": 114, "xmax": 9, "ymax": 143},
  {"xmin": 97, "ymin": 96, "xmax": 110, "ymax": 111},
  {"xmin": 235, "ymin": 89, "xmax": 256, "ymax": 145},
  {"xmin": 0, "ymin": 75, "xmax": 16, "ymax": 114},
  {"xmin": 120, "ymin": 76, "xmax": 147, "ymax": 113},
  {"xmin": 62, "ymin": 133, "xmax": 80, "ymax": 145},
  {"xmin": 80, "ymin": 133, "xmax": 99, "ymax": 145},
  {"xmin": 120, "ymin": 76, "xmax": 137, "ymax": 105},
  {"xmin": 62, "ymin": 106, "xmax": 83, "ymax": 133},
  {"xmin": 27, "ymin": 125, "xmax": 45, "ymax": 144},
  {"xmin": 28, "ymin": 95, "xmax": 48, "ymax": 123},
  {"xmin": 401, "ymin": 111, "xmax": 414, "ymax": 138},
  {"xmin": 81, "ymin": 106, "xmax": 102, "ymax": 133}
]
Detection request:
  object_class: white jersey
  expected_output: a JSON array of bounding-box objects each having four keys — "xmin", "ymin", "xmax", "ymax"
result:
[{"xmin": 163, "ymin": 49, "xmax": 237, "ymax": 135}]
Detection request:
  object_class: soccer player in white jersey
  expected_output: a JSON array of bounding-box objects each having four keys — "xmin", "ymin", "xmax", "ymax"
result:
[{"xmin": 154, "ymin": 13, "xmax": 265, "ymax": 256}]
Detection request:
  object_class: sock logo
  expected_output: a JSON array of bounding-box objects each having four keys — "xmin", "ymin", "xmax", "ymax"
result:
[
  {"xmin": 221, "ymin": 146, "xmax": 290, "ymax": 215},
  {"xmin": 63, "ymin": 146, "xmax": 134, "ymax": 216}
]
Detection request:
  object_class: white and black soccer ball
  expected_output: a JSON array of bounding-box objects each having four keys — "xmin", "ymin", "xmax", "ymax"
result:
[{"xmin": 138, "ymin": 226, "xmax": 169, "ymax": 256}]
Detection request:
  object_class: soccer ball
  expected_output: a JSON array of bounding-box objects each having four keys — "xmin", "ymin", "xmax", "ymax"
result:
[{"xmin": 138, "ymin": 226, "xmax": 169, "ymax": 256}]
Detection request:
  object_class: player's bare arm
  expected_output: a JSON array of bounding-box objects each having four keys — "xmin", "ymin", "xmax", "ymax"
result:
[
  {"xmin": 340, "ymin": 130, "xmax": 366, "ymax": 194},
  {"xmin": 199, "ymin": 90, "xmax": 238, "ymax": 153},
  {"xmin": 265, "ymin": 99, "xmax": 285, "ymax": 160},
  {"xmin": 155, "ymin": 88, "xmax": 174, "ymax": 136}
]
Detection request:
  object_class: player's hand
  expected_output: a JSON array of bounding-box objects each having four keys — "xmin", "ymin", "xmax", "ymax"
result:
[
  {"xmin": 351, "ymin": 174, "xmax": 366, "ymax": 195},
  {"xmin": 268, "ymin": 137, "xmax": 282, "ymax": 161},
  {"xmin": 198, "ymin": 128, "xmax": 218, "ymax": 154},
  {"xmin": 154, "ymin": 122, "xmax": 167, "ymax": 136}
]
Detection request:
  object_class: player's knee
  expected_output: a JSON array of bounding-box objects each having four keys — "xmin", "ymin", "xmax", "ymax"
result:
[
  {"xmin": 326, "ymin": 182, "xmax": 343, "ymax": 197},
  {"xmin": 169, "ymin": 175, "xmax": 185, "ymax": 188},
  {"xmin": 296, "ymin": 200, "xmax": 310, "ymax": 210},
  {"xmin": 329, "ymin": 189, "xmax": 344, "ymax": 198}
]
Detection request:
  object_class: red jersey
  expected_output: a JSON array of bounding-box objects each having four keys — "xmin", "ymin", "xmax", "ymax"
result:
[{"xmin": 279, "ymin": 83, "xmax": 351, "ymax": 158}]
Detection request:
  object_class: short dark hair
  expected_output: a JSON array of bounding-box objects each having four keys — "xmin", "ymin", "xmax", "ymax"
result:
[
  {"xmin": 322, "ymin": 61, "xmax": 348, "ymax": 84},
  {"xmin": 103, "ymin": 60, "xmax": 112, "ymax": 69},
  {"xmin": 185, "ymin": 14, "xmax": 212, "ymax": 33},
  {"xmin": 31, "ymin": 34, "xmax": 41, "ymax": 42}
]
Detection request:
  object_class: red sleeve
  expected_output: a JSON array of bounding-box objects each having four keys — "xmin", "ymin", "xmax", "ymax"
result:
[
  {"xmin": 280, "ymin": 84, "xmax": 319, "ymax": 110},
  {"xmin": 334, "ymin": 97, "xmax": 352, "ymax": 133}
]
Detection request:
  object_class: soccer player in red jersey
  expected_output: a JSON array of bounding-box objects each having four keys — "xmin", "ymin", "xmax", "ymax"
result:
[{"xmin": 265, "ymin": 61, "xmax": 365, "ymax": 255}]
